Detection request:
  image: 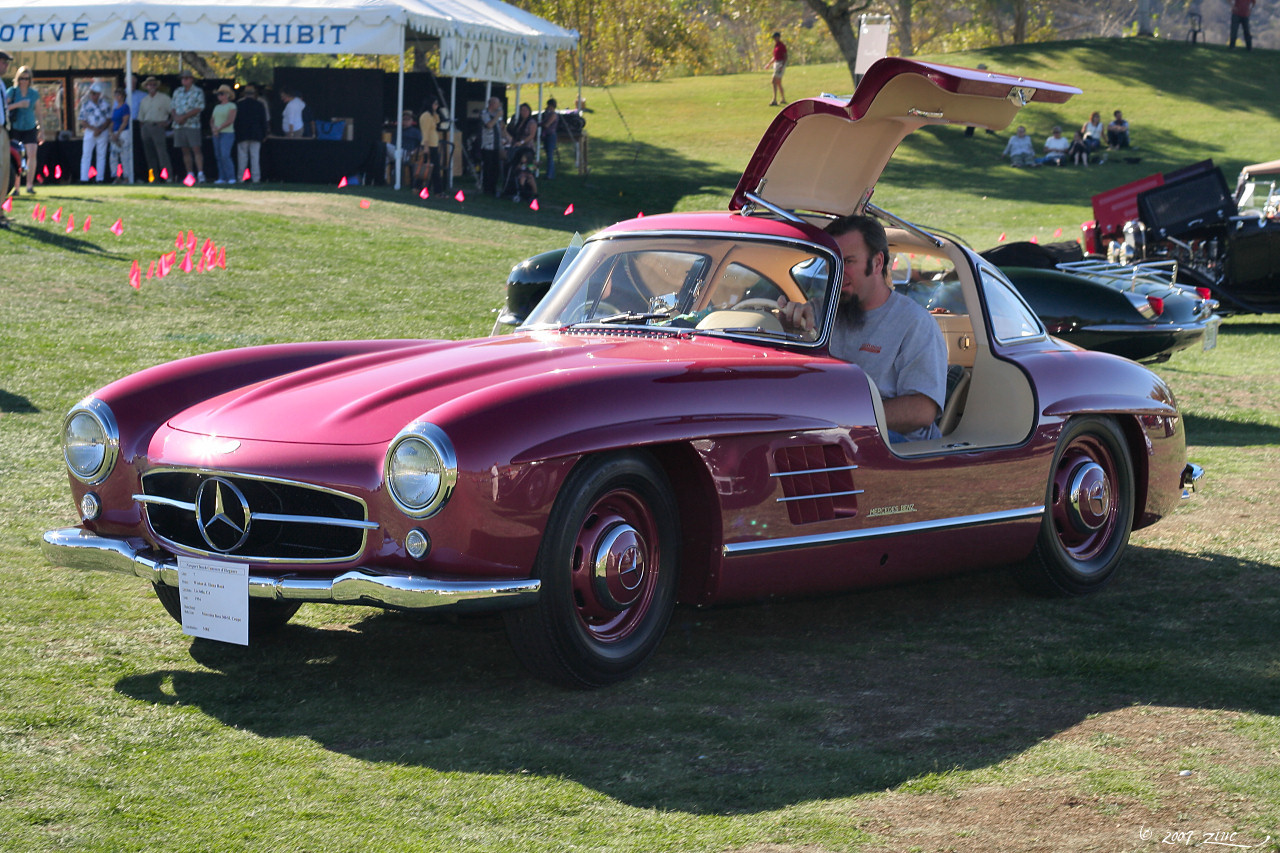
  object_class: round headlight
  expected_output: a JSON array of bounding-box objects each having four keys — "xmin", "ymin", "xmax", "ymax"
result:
[
  {"xmin": 385, "ymin": 423, "xmax": 457, "ymax": 518},
  {"xmin": 63, "ymin": 399, "xmax": 119, "ymax": 485}
]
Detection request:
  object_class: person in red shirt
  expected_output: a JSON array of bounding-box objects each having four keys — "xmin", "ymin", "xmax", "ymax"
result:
[
  {"xmin": 766, "ymin": 32, "xmax": 788, "ymax": 106},
  {"xmin": 1230, "ymin": 0, "xmax": 1256, "ymax": 50}
]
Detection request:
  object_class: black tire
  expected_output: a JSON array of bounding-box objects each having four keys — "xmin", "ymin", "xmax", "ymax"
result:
[
  {"xmin": 152, "ymin": 582, "xmax": 302, "ymax": 636},
  {"xmin": 1018, "ymin": 416, "xmax": 1135, "ymax": 596},
  {"xmin": 504, "ymin": 451, "xmax": 680, "ymax": 688}
]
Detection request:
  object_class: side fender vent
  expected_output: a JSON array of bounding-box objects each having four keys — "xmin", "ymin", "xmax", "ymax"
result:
[{"xmin": 772, "ymin": 445, "xmax": 862, "ymax": 524}]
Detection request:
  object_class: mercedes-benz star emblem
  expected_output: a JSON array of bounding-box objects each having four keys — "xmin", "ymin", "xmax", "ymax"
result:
[{"xmin": 195, "ymin": 477, "xmax": 252, "ymax": 553}]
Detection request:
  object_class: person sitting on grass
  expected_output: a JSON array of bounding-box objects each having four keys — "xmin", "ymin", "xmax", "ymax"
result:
[
  {"xmin": 1001, "ymin": 126, "xmax": 1036, "ymax": 167},
  {"xmin": 1039, "ymin": 126, "xmax": 1070, "ymax": 166}
]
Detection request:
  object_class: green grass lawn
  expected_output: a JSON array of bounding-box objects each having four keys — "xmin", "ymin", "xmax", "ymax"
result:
[{"xmin": 2, "ymin": 38, "xmax": 1279, "ymax": 852}]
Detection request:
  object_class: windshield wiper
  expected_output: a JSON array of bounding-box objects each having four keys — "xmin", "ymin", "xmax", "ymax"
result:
[
  {"xmin": 579, "ymin": 312, "xmax": 674, "ymax": 325},
  {"xmin": 690, "ymin": 326, "xmax": 808, "ymax": 342}
]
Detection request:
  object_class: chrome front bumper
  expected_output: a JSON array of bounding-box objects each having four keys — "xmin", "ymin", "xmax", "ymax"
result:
[
  {"xmin": 42, "ymin": 527, "xmax": 540, "ymax": 613},
  {"xmin": 1181, "ymin": 463, "xmax": 1205, "ymax": 500}
]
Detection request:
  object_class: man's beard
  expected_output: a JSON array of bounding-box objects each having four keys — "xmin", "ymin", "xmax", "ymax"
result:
[{"xmin": 837, "ymin": 292, "xmax": 865, "ymax": 329}]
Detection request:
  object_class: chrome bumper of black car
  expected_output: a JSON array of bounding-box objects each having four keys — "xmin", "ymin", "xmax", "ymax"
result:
[
  {"xmin": 1181, "ymin": 463, "xmax": 1205, "ymax": 500},
  {"xmin": 41, "ymin": 526, "xmax": 540, "ymax": 613}
]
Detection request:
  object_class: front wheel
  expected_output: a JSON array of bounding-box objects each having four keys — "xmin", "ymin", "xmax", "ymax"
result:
[
  {"xmin": 1018, "ymin": 416, "xmax": 1135, "ymax": 596},
  {"xmin": 504, "ymin": 451, "xmax": 680, "ymax": 688}
]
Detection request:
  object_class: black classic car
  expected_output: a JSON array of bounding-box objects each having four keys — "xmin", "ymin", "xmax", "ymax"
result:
[{"xmin": 1086, "ymin": 159, "xmax": 1280, "ymax": 314}]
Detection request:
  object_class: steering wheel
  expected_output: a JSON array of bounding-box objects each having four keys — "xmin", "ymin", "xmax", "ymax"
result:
[
  {"xmin": 564, "ymin": 300, "xmax": 621, "ymax": 324},
  {"xmin": 731, "ymin": 298, "xmax": 783, "ymax": 312}
]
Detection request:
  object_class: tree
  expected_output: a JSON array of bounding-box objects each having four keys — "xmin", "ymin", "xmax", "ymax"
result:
[{"xmin": 795, "ymin": 0, "xmax": 876, "ymax": 84}]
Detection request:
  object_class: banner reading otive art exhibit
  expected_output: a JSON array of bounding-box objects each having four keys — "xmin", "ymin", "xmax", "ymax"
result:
[{"xmin": 0, "ymin": 10, "xmax": 403, "ymax": 55}]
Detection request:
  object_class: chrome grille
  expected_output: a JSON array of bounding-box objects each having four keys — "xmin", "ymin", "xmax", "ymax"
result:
[
  {"xmin": 772, "ymin": 446, "xmax": 861, "ymax": 524},
  {"xmin": 138, "ymin": 469, "xmax": 376, "ymax": 563}
]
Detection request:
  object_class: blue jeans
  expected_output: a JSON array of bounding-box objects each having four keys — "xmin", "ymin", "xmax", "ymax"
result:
[
  {"xmin": 213, "ymin": 133, "xmax": 236, "ymax": 182},
  {"xmin": 543, "ymin": 139, "xmax": 556, "ymax": 180}
]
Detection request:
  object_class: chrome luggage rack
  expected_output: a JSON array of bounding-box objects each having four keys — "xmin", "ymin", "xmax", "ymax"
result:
[{"xmin": 1055, "ymin": 258, "xmax": 1179, "ymax": 292}]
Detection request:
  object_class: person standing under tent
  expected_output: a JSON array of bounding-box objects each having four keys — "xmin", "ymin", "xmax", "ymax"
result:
[
  {"xmin": 479, "ymin": 97, "xmax": 508, "ymax": 197},
  {"xmin": 108, "ymin": 87, "xmax": 132, "ymax": 183},
  {"xmin": 540, "ymin": 98, "xmax": 559, "ymax": 180},
  {"xmin": 170, "ymin": 71, "xmax": 206, "ymax": 183},
  {"xmin": 234, "ymin": 84, "xmax": 268, "ymax": 183},
  {"xmin": 209, "ymin": 84, "xmax": 236, "ymax": 184},
  {"xmin": 136, "ymin": 76, "xmax": 173, "ymax": 182},
  {"xmin": 79, "ymin": 82, "xmax": 111, "ymax": 184},
  {"xmin": 6, "ymin": 64, "xmax": 42, "ymax": 195}
]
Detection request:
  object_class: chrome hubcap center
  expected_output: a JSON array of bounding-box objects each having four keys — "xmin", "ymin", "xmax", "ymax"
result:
[
  {"xmin": 1067, "ymin": 462, "xmax": 1110, "ymax": 532},
  {"xmin": 591, "ymin": 522, "xmax": 647, "ymax": 611}
]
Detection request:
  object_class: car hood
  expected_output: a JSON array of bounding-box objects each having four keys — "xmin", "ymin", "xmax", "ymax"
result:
[
  {"xmin": 732, "ymin": 57, "xmax": 1079, "ymax": 217},
  {"xmin": 165, "ymin": 332, "xmax": 810, "ymax": 446}
]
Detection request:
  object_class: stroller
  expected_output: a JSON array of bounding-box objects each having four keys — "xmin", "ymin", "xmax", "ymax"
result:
[{"xmin": 501, "ymin": 145, "xmax": 539, "ymax": 202}]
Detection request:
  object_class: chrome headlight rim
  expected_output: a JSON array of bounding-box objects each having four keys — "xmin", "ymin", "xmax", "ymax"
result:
[
  {"xmin": 384, "ymin": 421, "xmax": 457, "ymax": 519},
  {"xmin": 63, "ymin": 397, "xmax": 120, "ymax": 485}
]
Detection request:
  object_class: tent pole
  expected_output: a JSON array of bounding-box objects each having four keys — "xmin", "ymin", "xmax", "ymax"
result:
[
  {"xmin": 448, "ymin": 75, "xmax": 457, "ymax": 191},
  {"xmin": 125, "ymin": 49, "xmax": 135, "ymax": 183},
  {"xmin": 395, "ymin": 34, "xmax": 406, "ymax": 190}
]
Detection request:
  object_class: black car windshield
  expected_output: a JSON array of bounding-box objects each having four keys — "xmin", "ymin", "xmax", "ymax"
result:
[{"xmin": 522, "ymin": 235, "xmax": 836, "ymax": 343}]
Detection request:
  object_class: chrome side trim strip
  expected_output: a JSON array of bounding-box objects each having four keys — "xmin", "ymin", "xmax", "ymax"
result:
[
  {"xmin": 776, "ymin": 489, "xmax": 864, "ymax": 503},
  {"xmin": 133, "ymin": 494, "xmax": 380, "ymax": 531},
  {"xmin": 41, "ymin": 527, "xmax": 539, "ymax": 614},
  {"xmin": 722, "ymin": 506, "xmax": 1044, "ymax": 557},
  {"xmin": 770, "ymin": 464, "xmax": 859, "ymax": 477}
]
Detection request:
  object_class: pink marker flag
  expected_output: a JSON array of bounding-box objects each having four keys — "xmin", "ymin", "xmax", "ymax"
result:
[
  {"xmin": 636, "ymin": 211, "xmax": 644, "ymax": 218},
  {"xmin": 183, "ymin": 173, "xmax": 196, "ymax": 187},
  {"xmin": 419, "ymin": 187, "xmax": 429, "ymax": 200},
  {"xmin": 216, "ymin": 247, "xmax": 227, "ymax": 269},
  {"xmin": 37, "ymin": 205, "xmax": 46, "ymax": 223},
  {"xmin": 129, "ymin": 260, "xmax": 142, "ymax": 290},
  {"xmin": 0, "ymin": 197, "xmax": 10, "ymax": 213},
  {"xmin": 65, "ymin": 214, "xmax": 75, "ymax": 233},
  {"xmin": 147, "ymin": 261, "xmax": 156, "ymax": 279},
  {"xmin": 997, "ymin": 232, "xmax": 1006, "ymax": 242},
  {"xmin": 116, "ymin": 164, "xmax": 124, "ymax": 178},
  {"xmin": 42, "ymin": 165, "xmax": 49, "ymax": 178},
  {"xmin": 529, "ymin": 198, "xmax": 539, "ymax": 211},
  {"xmin": 454, "ymin": 190, "xmax": 465, "ymax": 202},
  {"xmin": 110, "ymin": 218, "xmax": 124, "ymax": 236},
  {"xmin": 1053, "ymin": 227, "xmax": 1063, "ymax": 238},
  {"xmin": 53, "ymin": 207, "xmax": 62, "ymax": 223},
  {"xmin": 243, "ymin": 168, "xmax": 251, "ymax": 182},
  {"xmin": 54, "ymin": 165, "xmax": 62, "ymax": 180},
  {"xmin": 187, "ymin": 231, "xmax": 196, "ymax": 250},
  {"xmin": 338, "ymin": 176, "xmax": 348, "ymax": 188},
  {"xmin": 160, "ymin": 168, "xmax": 169, "ymax": 181},
  {"xmin": 158, "ymin": 254, "xmax": 172, "ymax": 278},
  {"xmin": 88, "ymin": 166, "xmax": 97, "ymax": 180},
  {"xmin": 196, "ymin": 255, "xmax": 206, "ymax": 274},
  {"xmin": 176, "ymin": 232, "xmax": 184, "ymax": 248},
  {"xmin": 564, "ymin": 203, "xmax": 574, "ymax": 216},
  {"xmin": 31, "ymin": 204, "xmax": 41, "ymax": 221},
  {"xmin": 180, "ymin": 251, "xmax": 194, "ymax": 273},
  {"xmin": 1030, "ymin": 235, "xmax": 1039, "ymax": 244},
  {"xmin": 83, "ymin": 216, "xmax": 92, "ymax": 232},
  {"xmin": 359, "ymin": 199, "xmax": 371, "ymax": 209}
]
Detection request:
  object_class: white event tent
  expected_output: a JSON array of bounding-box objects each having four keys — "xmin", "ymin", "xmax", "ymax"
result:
[{"xmin": 0, "ymin": 0, "xmax": 579, "ymax": 184}]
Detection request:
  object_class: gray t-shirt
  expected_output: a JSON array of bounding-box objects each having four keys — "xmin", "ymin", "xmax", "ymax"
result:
[{"xmin": 829, "ymin": 290, "xmax": 948, "ymax": 442}]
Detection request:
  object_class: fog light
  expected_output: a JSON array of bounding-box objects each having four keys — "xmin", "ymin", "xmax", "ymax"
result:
[
  {"xmin": 405, "ymin": 528, "xmax": 431, "ymax": 560},
  {"xmin": 80, "ymin": 492, "xmax": 102, "ymax": 521}
]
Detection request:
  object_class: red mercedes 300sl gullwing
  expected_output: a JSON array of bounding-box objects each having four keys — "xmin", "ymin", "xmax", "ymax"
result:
[{"xmin": 44, "ymin": 59, "xmax": 1203, "ymax": 687}]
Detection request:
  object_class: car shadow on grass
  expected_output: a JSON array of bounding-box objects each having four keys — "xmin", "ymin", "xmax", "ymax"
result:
[{"xmin": 114, "ymin": 546, "xmax": 1279, "ymax": 815}]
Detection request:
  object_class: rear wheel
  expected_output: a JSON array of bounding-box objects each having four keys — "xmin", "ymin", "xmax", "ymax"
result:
[
  {"xmin": 152, "ymin": 583, "xmax": 302, "ymax": 636},
  {"xmin": 504, "ymin": 451, "xmax": 680, "ymax": 688},
  {"xmin": 1018, "ymin": 416, "xmax": 1135, "ymax": 596}
]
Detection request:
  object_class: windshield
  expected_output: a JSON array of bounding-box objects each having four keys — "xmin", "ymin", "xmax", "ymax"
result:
[{"xmin": 523, "ymin": 235, "xmax": 836, "ymax": 343}]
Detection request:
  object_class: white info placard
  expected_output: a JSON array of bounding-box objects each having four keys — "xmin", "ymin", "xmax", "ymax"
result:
[{"xmin": 176, "ymin": 556, "xmax": 250, "ymax": 645}]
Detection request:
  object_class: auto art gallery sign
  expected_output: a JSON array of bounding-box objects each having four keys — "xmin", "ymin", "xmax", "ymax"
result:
[
  {"xmin": 439, "ymin": 35, "xmax": 558, "ymax": 85},
  {"xmin": 0, "ymin": 15, "xmax": 402, "ymax": 55}
]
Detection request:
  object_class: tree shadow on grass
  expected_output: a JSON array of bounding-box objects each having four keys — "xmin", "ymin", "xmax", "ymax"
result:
[
  {"xmin": 1182, "ymin": 413, "xmax": 1280, "ymax": 447},
  {"xmin": 115, "ymin": 546, "xmax": 1279, "ymax": 815},
  {"xmin": 0, "ymin": 390, "xmax": 39, "ymax": 414}
]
